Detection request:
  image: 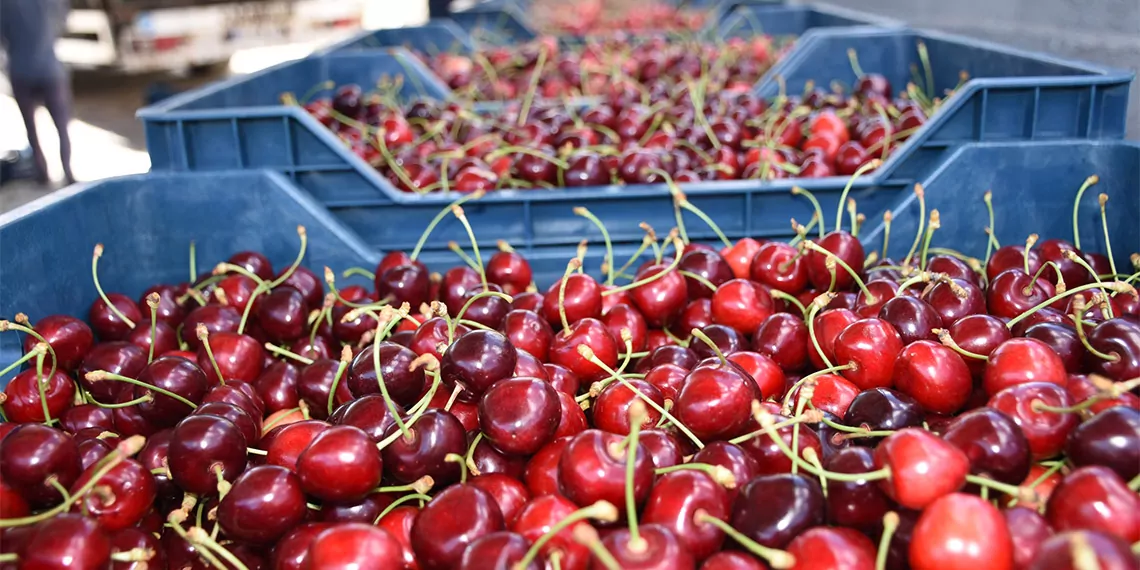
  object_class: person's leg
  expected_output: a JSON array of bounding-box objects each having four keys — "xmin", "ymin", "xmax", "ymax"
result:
[
  {"xmin": 42, "ymin": 75, "xmax": 75, "ymax": 185},
  {"xmin": 10, "ymin": 81, "xmax": 50, "ymax": 183},
  {"xmin": 428, "ymin": 0, "xmax": 452, "ymax": 19}
]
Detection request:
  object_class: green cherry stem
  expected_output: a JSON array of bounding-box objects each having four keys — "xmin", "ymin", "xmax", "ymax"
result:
[
  {"xmin": 1071, "ymin": 175, "xmax": 1099, "ymax": 251},
  {"xmin": 513, "ymin": 501, "xmax": 619, "ymax": 570},
  {"xmin": 92, "ymin": 244, "xmax": 136, "ymax": 329},
  {"xmin": 574, "ymin": 207, "xmax": 616, "ymax": 286},
  {"xmin": 791, "ymin": 187, "xmax": 826, "ymax": 240},
  {"xmin": 876, "ymin": 512, "xmax": 900, "ymax": 570},
  {"xmin": 901, "ymin": 184, "xmax": 927, "ymax": 269}
]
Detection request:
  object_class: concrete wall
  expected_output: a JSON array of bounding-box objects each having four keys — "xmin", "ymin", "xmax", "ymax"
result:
[{"xmin": 813, "ymin": 0, "xmax": 1140, "ymax": 137}]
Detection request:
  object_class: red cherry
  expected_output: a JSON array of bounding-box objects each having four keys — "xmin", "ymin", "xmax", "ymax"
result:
[
  {"xmin": 988, "ymin": 382, "xmax": 1079, "ymax": 460},
  {"xmin": 833, "ymin": 318, "xmax": 904, "ymax": 390},
  {"xmin": 983, "ymin": 338, "xmax": 1068, "ymax": 396},
  {"xmin": 892, "ymin": 341, "xmax": 972, "ymax": 415},
  {"xmin": 1028, "ymin": 531, "xmax": 1137, "ymax": 570},
  {"xmin": 306, "ymin": 523, "xmax": 406, "ymax": 570},
  {"xmin": 1046, "ymin": 466, "xmax": 1140, "ymax": 543},
  {"xmin": 22, "ymin": 315, "xmax": 94, "ymax": 371},
  {"xmin": 630, "ymin": 263, "xmax": 688, "ymax": 327},
  {"xmin": 805, "ymin": 231, "xmax": 865, "ymax": 291},
  {"xmin": 873, "ymin": 428, "xmax": 969, "ymax": 509},
  {"xmin": 721, "ymin": 238, "xmax": 763, "ymax": 280},
  {"xmin": 675, "ymin": 357, "xmax": 760, "ymax": 441},
  {"xmin": 411, "ymin": 484, "xmax": 506, "ymax": 570},
  {"xmin": 786, "ymin": 526, "xmax": 876, "ymax": 570},
  {"xmin": 750, "ymin": 242, "xmax": 808, "ymax": 295},
  {"xmin": 909, "ymin": 493, "xmax": 1014, "ymax": 570},
  {"xmin": 479, "ymin": 377, "xmax": 562, "ymax": 456},
  {"xmin": 711, "ymin": 279, "xmax": 774, "ymax": 334},
  {"xmin": 549, "ymin": 318, "xmax": 619, "ymax": 382}
]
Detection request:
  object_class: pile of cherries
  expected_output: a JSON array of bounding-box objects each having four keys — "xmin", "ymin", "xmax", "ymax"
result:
[
  {"xmin": 298, "ymin": 45, "xmax": 943, "ymax": 193},
  {"xmin": 526, "ymin": 0, "xmax": 708, "ymax": 37},
  {"xmin": 418, "ymin": 34, "xmax": 786, "ymax": 102},
  {"xmin": 1, "ymin": 179, "xmax": 1138, "ymax": 570}
]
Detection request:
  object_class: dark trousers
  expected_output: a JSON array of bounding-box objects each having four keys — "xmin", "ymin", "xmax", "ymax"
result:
[
  {"xmin": 428, "ymin": 0, "xmax": 452, "ymax": 19},
  {"xmin": 11, "ymin": 75, "xmax": 74, "ymax": 185}
]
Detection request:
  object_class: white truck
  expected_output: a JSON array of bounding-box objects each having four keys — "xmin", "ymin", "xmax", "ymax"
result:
[{"xmin": 57, "ymin": 0, "xmax": 367, "ymax": 73}]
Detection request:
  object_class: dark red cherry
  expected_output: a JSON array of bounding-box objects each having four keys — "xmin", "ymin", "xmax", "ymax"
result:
[
  {"xmin": 592, "ymin": 379, "xmax": 665, "ymax": 435},
  {"xmin": 750, "ymin": 242, "xmax": 808, "ymax": 295},
  {"xmin": 297, "ymin": 425, "xmax": 383, "ymax": 503},
  {"xmin": 2, "ymin": 367, "xmax": 75, "ymax": 424},
  {"xmin": 711, "ymin": 279, "xmax": 774, "ymax": 334},
  {"xmin": 834, "ymin": 318, "xmax": 904, "ymax": 390},
  {"xmin": 549, "ymin": 318, "xmax": 619, "ymax": 383},
  {"xmin": 78, "ymin": 341, "xmax": 147, "ymax": 401},
  {"xmin": 254, "ymin": 361, "xmax": 300, "ymax": 413},
  {"xmin": 479, "ymin": 377, "xmax": 562, "ymax": 456},
  {"xmin": 501, "ymin": 310, "xmax": 555, "ymax": 362},
  {"xmin": 753, "ymin": 312, "xmax": 810, "ymax": 373},
  {"xmin": 1029, "ymin": 530, "xmax": 1137, "ymax": 570},
  {"xmin": 217, "ymin": 465, "xmax": 306, "ymax": 544},
  {"xmin": 18, "ymin": 514, "xmax": 112, "ymax": 569},
  {"xmin": 440, "ymin": 330, "xmax": 519, "ymax": 401},
  {"xmin": 168, "ymin": 414, "xmax": 247, "ymax": 496},
  {"xmin": 675, "ymin": 357, "xmax": 760, "ymax": 441},
  {"xmin": 1084, "ymin": 317, "xmax": 1140, "ymax": 381},
  {"xmin": 879, "ymin": 296, "xmax": 942, "ymax": 345},
  {"xmin": 90, "ymin": 293, "xmax": 143, "ymax": 342},
  {"xmin": 942, "ymin": 407, "xmax": 1031, "ymax": 486},
  {"xmin": 806, "ymin": 231, "xmax": 865, "ymax": 291},
  {"xmin": 946, "ymin": 314, "xmax": 1011, "ymax": 378},
  {"xmin": 376, "ymin": 264, "xmax": 431, "ymax": 309},
  {"xmin": 23, "ymin": 314, "xmax": 94, "ymax": 370},
  {"xmin": 843, "ymin": 388, "xmax": 925, "ymax": 440},
  {"xmin": 824, "ymin": 446, "xmax": 892, "ymax": 528},
  {"xmin": 0, "ymin": 424, "xmax": 80, "ymax": 507},
  {"xmin": 348, "ymin": 341, "xmax": 426, "ymax": 406},
  {"xmin": 923, "ymin": 278, "xmax": 986, "ymax": 324},
  {"xmin": 681, "ymin": 249, "xmax": 735, "ymax": 299},
  {"xmin": 731, "ymin": 473, "xmax": 825, "ymax": 549},
  {"xmin": 382, "ymin": 408, "xmax": 466, "ymax": 486},
  {"xmin": 1066, "ymin": 406, "xmax": 1140, "ymax": 481},
  {"xmin": 198, "ymin": 332, "xmax": 263, "ymax": 383},
  {"xmin": 411, "ymin": 484, "xmax": 506, "ymax": 570},
  {"xmin": 542, "ymin": 273, "xmax": 603, "ymax": 326}
]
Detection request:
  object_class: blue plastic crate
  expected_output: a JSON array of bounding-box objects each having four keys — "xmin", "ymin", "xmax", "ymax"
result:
[
  {"xmin": 138, "ymin": 28, "xmax": 1133, "ymax": 278},
  {"xmin": 715, "ymin": 3, "xmax": 899, "ymax": 38},
  {"xmin": 0, "ymin": 171, "xmax": 378, "ymax": 384},
  {"xmin": 860, "ymin": 140, "xmax": 1140, "ymax": 266},
  {"xmin": 448, "ymin": 3, "xmax": 537, "ymax": 44},
  {"xmin": 754, "ymin": 27, "xmax": 1134, "ymax": 186},
  {"xmin": 324, "ymin": 21, "xmax": 476, "ymax": 55}
]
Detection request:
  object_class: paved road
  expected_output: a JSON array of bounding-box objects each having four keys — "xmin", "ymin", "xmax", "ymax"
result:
[{"xmin": 0, "ymin": 0, "xmax": 428, "ymax": 214}]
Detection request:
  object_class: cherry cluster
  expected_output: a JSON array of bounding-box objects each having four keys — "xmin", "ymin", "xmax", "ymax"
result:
[
  {"xmin": 0, "ymin": 177, "xmax": 1138, "ymax": 570},
  {"xmin": 296, "ymin": 45, "xmax": 946, "ymax": 193},
  {"xmin": 419, "ymin": 34, "xmax": 786, "ymax": 102},
  {"xmin": 527, "ymin": 0, "xmax": 707, "ymax": 37}
]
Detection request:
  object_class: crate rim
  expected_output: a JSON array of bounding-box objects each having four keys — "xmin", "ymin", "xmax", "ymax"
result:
[{"xmin": 0, "ymin": 169, "xmax": 381, "ymax": 266}]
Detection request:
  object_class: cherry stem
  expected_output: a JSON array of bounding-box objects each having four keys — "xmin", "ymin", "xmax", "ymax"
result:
[
  {"xmin": 517, "ymin": 46, "xmax": 547, "ymax": 128},
  {"xmin": 788, "ymin": 213, "xmax": 820, "ymax": 247},
  {"xmin": 834, "ymin": 160, "xmax": 882, "ymax": 233},
  {"xmin": 263, "ymin": 343, "xmax": 314, "ymax": 365},
  {"xmin": 0, "ymin": 342, "xmax": 46, "ymax": 379},
  {"xmin": 166, "ymin": 517, "xmax": 226, "ymax": 569},
  {"xmin": 624, "ymin": 401, "xmax": 647, "ymax": 551},
  {"xmin": 790, "ymin": 381, "xmax": 813, "ymax": 476},
  {"xmin": 465, "ymin": 432, "xmax": 484, "ymax": 477},
  {"xmin": 802, "ymin": 240, "xmax": 877, "ymax": 303},
  {"xmin": 187, "ymin": 526, "xmax": 250, "ymax": 570},
  {"xmin": 1006, "ymin": 281, "xmax": 1134, "ymax": 329},
  {"xmin": 410, "ymin": 192, "xmax": 481, "ymax": 260},
  {"xmin": 142, "ymin": 293, "xmax": 160, "ymax": 363},
  {"xmin": 933, "ymin": 328, "xmax": 988, "ymax": 361},
  {"xmin": 86, "ymin": 371, "xmax": 197, "ymax": 410},
  {"xmin": 754, "ymin": 402, "xmax": 891, "ymax": 483},
  {"xmin": 445, "ymin": 453, "xmax": 468, "ymax": 484},
  {"xmin": 196, "ymin": 325, "xmax": 226, "ymax": 385},
  {"xmin": 326, "ymin": 346, "xmax": 352, "ymax": 417},
  {"xmin": 964, "ymin": 474, "xmax": 1036, "ymax": 503},
  {"xmin": 375, "ymin": 372, "xmax": 441, "ymax": 453},
  {"xmin": 603, "ymin": 237, "xmax": 683, "ymax": 296},
  {"xmin": 2, "ymin": 318, "xmax": 59, "ymax": 380},
  {"xmin": 729, "ymin": 414, "xmax": 817, "ymax": 445},
  {"xmin": 575, "ymin": 207, "xmax": 616, "ymax": 286},
  {"xmin": 557, "ymin": 258, "xmax": 581, "ymax": 335},
  {"xmin": 689, "ymin": 328, "xmax": 727, "ymax": 366},
  {"xmin": 1071, "ymin": 175, "xmax": 1100, "ymax": 251},
  {"xmin": 0, "ymin": 436, "xmax": 145, "ymax": 528},
  {"xmin": 1069, "ymin": 297, "xmax": 1121, "ymax": 362},
  {"xmin": 448, "ymin": 206, "xmax": 487, "ymax": 288},
  {"xmin": 268, "ymin": 226, "xmax": 308, "ymax": 290},
  {"xmin": 672, "ymin": 190, "xmax": 732, "ymax": 249},
  {"xmin": 91, "ymin": 244, "xmax": 136, "ymax": 329},
  {"xmin": 372, "ymin": 308, "xmax": 411, "ymax": 438},
  {"xmin": 792, "ymin": 187, "xmax": 826, "ymax": 240},
  {"xmin": 343, "ymin": 266, "xmax": 376, "ymax": 281},
  {"xmin": 770, "ymin": 290, "xmax": 808, "ymax": 317},
  {"xmin": 373, "ymin": 493, "xmax": 432, "ymax": 524},
  {"xmin": 901, "ymin": 184, "xmax": 927, "ymax": 269},
  {"xmin": 35, "ymin": 350, "xmax": 55, "ymax": 426},
  {"xmin": 918, "ymin": 209, "xmax": 941, "ymax": 272},
  {"xmin": 805, "ymin": 296, "xmax": 836, "ymax": 369},
  {"xmin": 513, "ymin": 501, "xmax": 620, "ymax": 570},
  {"xmin": 1096, "ymin": 193, "xmax": 1119, "ymax": 277},
  {"xmin": 876, "ymin": 512, "xmax": 900, "ymax": 570},
  {"xmin": 578, "ymin": 345, "xmax": 705, "ymax": 449},
  {"xmin": 1064, "ymin": 251, "xmax": 1108, "ymax": 291},
  {"xmin": 1009, "ymin": 461, "xmax": 1068, "ymax": 507},
  {"xmin": 695, "ymin": 512, "xmax": 795, "ymax": 569},
  {"xmin": 847, "ymin": 48, "xmax": 866, "ymax": 78},
  {"xmin": 573, "ymin": 526, "xmax": 622, "ymax": 570},
  {"xmin": 454, "ymin": 291, "xmax": 513, "ymax": 334},
  {"xmin": 654, "ymin": 462, "xmax": 737, "ymax": 488}
]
